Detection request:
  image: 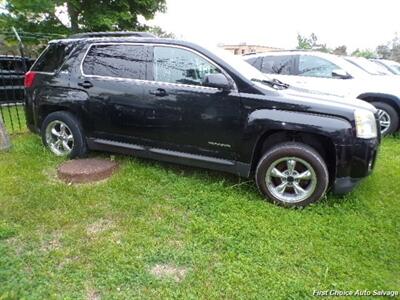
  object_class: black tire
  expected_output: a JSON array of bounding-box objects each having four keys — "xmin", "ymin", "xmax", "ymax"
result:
[
  {"xmin": 255, "ymin": 142, "xmax": 329, "ymax": 207},
  {"xmin": 371, "ymin": 102, "xmax": 399, "ymax": 136},
  {"xmin": 41, "ymin": 111, "xmax": 87, "ymax": 158}
]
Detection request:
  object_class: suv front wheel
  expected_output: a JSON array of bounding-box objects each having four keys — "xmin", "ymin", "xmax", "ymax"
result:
[
  {"xmin": 256, "ymin": 142, "xmax": 329, "ymax": 207},
  {"xmin": 41, "ymin": 111, "xmax": 87, "ymax": 158}
]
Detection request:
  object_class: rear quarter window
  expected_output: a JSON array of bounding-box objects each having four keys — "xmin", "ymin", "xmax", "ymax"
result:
[{"xmin": 32, "ymin": 43, "xmax": 72, "ymax": 73}]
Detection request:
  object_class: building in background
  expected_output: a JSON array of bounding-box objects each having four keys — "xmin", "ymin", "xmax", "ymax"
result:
[{"xmin": 219, "ymin": 43, "xmax": 280, "ymax": 55}]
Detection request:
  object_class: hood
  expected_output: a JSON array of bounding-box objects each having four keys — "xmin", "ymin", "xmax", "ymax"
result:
[{"xmin": 281, "ymin": 85, "xmax": 377, "ymax": 113}]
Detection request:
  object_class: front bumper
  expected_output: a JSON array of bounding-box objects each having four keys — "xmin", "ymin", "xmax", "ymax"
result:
[{"xmin": 332, "ymin": 137, "xmax": 379, "ymax": 195}]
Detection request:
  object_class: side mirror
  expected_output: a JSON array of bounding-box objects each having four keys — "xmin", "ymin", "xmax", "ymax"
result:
[
  {"xmin": 203, "ymin": 73, "xmax": 231, "ymax": 91},
  {"xmin": 332, "ymin": 69, "xmax": 352, "ymax": 79}
]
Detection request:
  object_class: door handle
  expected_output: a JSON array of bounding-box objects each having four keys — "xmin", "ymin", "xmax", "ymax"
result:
[
  {"xmin": 78, "ymin": 81, "xmax": 93, "ymax": 89},
  {"xmin": 149, "ymin": 88, "xmax": 168, "ymax": 97}
]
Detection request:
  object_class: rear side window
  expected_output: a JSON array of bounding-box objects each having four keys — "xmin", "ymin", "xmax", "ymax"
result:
[
  {"xmin": 32, "ymin": 43, "xmax": 72, "ymax": 73},
  {"xmin": 261, "ymin": 55, "xmax": 294, "ymax": 75},
  {"xmin": 82, "ymin": 44, "xmax": 148, "ymax": 80}
]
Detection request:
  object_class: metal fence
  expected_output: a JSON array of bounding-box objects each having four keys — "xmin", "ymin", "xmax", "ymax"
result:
[
  {"xmin": 0, "ymin": 29, "xmax": 63, "ymax": 134},
  {"xmin": 0, "ymin": 53, "xmax": 31, "ymax": 134}
]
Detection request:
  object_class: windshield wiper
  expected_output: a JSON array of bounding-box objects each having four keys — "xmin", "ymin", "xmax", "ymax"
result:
[{"xmin": 251, "ymin": 78, "xmax": 289, "ymax": 90}]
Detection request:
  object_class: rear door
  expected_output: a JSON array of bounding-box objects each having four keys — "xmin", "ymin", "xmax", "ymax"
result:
[{"xmin": 79, "ymin": 43, "xmax": 152, "ymax": 143}]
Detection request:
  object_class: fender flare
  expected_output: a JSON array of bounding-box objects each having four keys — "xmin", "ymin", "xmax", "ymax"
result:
[
  {"xmin": 240, "ymin": 109, "xmax": 353, "ymax": 168},
  {"xmin": 357, "ymin": 92, "xmax": 400, "ymax": 113}
]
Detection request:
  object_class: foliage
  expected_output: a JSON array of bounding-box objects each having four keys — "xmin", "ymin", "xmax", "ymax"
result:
[
  {"xmin": 149, "ymin": 25, "xmax": 175, "ymax": 38},
  {"xmin": 0, "ymin": 133, "xmax": 399, "ymax": 298},
  {"xmin": 0, "ymin": 0, "xmax": 166, "ymax": 34},
  {"xmin": 376, "ymin": 45, "xmax": 391, "ymax": 59},
  {"xmin": 375, "ymin": 33, "xmax": 400, "ymax": 62},
  {"xmin": 332, "ymin": 45, "xmax": 347, "ymax": 56},
  {"xmin": 296, "ymin": 33, "xmax": 329, "ymax": 52},
  {"xmin": 351, "ymin": 48, "xmax": 375, "ymax": 59}
]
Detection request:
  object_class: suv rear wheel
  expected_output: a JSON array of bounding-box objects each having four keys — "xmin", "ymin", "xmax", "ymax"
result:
[
  {"xmin": 256, "ymin": 142, "xmax": 329, "ymax": 207},
  {"xmin": 41, "ymin": 111, "xmax": 87, "ymax": 158},
  {"xmin": 371, "ymin": 102, "xmax": 399, "ymax": 136}
]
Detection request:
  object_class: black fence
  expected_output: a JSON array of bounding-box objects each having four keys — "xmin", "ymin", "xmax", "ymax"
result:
[
  {"xmin": 0, "ymin": 54, "xmax": 34, "ymax": 134},
  {"xmin": 1, "ymin": 30, "xmax": 64, "ymax": 134}
]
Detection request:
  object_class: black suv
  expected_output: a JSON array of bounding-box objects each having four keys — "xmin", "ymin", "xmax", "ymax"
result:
[{"xmin": 25, "ymin": 32, "xmax": 380, "ymax": 207}]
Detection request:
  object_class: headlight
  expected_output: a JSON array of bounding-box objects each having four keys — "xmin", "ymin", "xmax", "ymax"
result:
[{"xmin": 354, "ymin": 109, "xmax": 378, "ymax": 139}]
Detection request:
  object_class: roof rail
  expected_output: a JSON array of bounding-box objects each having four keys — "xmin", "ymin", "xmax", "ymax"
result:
[{"xmin": 69, "ymin": 31, "xmax": 156, "ymax": 39}]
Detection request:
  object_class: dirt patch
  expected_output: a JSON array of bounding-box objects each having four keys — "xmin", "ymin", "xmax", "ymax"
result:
[
  {"xmin": 4, "ymin": 236, "xmax": 24, "ymax": 256},
  {"xmin": 86, "ymin": 219, "xmax": 114, "ymax": 236},
  {"xmin": 42, "ymin": 167, "xmax": 61, "ymax": 183},
  {"xmin": 86, "ymin": 288, "xmax": 101, "ymax": 300},
  {"xmin": 40, "ymin": 231, "xmax": 62, "ymax": 253},
  {"xmin": 168, "ymin": 239, "xmax": 184, "ymax": 249},
  {"xmin": 150, "ymin": 264, "xmax": 188, "ymax": 282}
]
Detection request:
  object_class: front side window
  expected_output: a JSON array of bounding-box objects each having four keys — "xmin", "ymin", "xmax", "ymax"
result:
[
  {"xmin": 261, "ymin": 55, "xmax": 294, "ymax": 75},
  {"xmin": 298, "ymin": 55, "xmax": 338, "ymax": 78},
  {"xmin": 82, "ymin": 44, "xmax": 148, "ymax": 80},
  {"xmin": 153, "ymin": 46, "xmax": 222, "ymax": 86}
]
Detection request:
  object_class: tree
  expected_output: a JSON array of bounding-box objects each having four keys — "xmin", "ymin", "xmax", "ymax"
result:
[
  {"xmin": 390, "ymin": 44, "xmax": 400, "ymax": 63},
  {"xmin": 351, "ymin": 48, "xmax": 376, "ymax": 59},
  {"xmin": 296, "ymin": 33, "xmax": 328, "ymax": 52},
  {"xmin": 149, "ymin": 25, "xmax": 175, "ymax": 38},
  {"xmin": 376, "ymin": 45, "xmax": 391, "ymax": 59},
  {"xmin": 0, "ymin": 119, "xmax": 11, "ymax": 151},
  {"xmin": 332, "ymin": 45, "xmax": 347, "ymax": 56},
  {"xmin": 0, "ymin": 0, "xmax": 166, "ymax": 35}
]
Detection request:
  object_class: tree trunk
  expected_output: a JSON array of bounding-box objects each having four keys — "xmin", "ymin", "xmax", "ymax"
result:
[
  {"xmin": 0, "ymin": 119, "xmax": 11, "ymax": 151},
  {"xmin": 67, "ymin": 1, "xmax": 79, "ymax": 33}
]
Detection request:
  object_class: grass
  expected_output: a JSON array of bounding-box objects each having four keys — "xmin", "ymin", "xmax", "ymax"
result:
[
  {"xmin": 0, "ymin": 134, "xmax": 399, "ymax": 299},
  {"xmin": 0, "ymin": 104, "xmax": 26, "ymax": 133}
]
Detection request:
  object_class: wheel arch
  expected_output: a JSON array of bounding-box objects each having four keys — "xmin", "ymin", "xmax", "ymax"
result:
[
  {"xmin": 357, "ymin": 93, "xmax": 400, "ymax": 115},
  {"xmin": 250, "ymin": 130, "xmax": 337, "ymax": 186},
  {"xmin": 38, "ymin": 104, "xmax": 83, "ymax": 131}
]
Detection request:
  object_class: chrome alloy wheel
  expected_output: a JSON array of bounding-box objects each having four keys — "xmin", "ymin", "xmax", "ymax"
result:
[
  {"xmin": 265, "ymin": 157, "xmax": 317, "ymax": 203},
  {"xmin": 45, "ymin": 120, "xmax": 74, "ymax": 156},
  {"xmin": 377, "ymin": 109, "xmax": 391, "ymax": 135}
]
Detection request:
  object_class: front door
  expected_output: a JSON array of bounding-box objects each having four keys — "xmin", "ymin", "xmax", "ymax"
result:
[
  {"xmin": 140, "ymin": 45, "xmax": 243, "ymax": 160},
  {"xmin": 292, "ymin": 55, "xmax": 354, "ymax": 97}
]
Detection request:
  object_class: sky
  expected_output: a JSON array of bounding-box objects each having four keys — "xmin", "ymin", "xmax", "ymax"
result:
[{"xmin": 144, "ymin": 0, "xmax": 400, "ymax": 51}]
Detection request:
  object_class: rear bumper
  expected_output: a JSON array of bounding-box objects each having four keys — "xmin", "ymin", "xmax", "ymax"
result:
[{"xmin": 332, "ymin": 137, "xmax": 379, "ymax": 195}]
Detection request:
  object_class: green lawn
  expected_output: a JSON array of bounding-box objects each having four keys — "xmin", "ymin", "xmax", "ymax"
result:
[
  {"xmin": 0, "ymin": 105, "xmax": 26, "ymax": 134},
  {"xmin": 0, "ymin": 134, "xmax": 399, "ymax": 299}
]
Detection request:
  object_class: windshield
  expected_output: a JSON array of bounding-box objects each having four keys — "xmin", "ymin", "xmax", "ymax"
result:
[
  {"xmin": 344, "ymin": 57, "xmax": 391, "ymax": 75},
  {"xmin": 386, "ymin": 61, "xmax": 400, "ymax": 74},
  {"xmin": 390, "ymin": 64, "xmax": 400, "ymax": 74}
]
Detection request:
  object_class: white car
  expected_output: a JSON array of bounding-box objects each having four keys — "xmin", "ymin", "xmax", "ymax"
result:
[
  {"xmin": 245, "ymin": 51, "xmax": 400, "ymax": 135},
  {"xmin": 344, "ymin": 56, "xmax": 393, "ymax": 76},
  {"xmin": 371, "ymin": 59, "xmax": 400, "ymax": 75}
]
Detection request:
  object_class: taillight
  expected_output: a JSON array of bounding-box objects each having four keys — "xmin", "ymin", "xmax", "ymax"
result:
[{"xmin": 24, "ymin": 71, "xmax": 37, "ymax": 88}]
